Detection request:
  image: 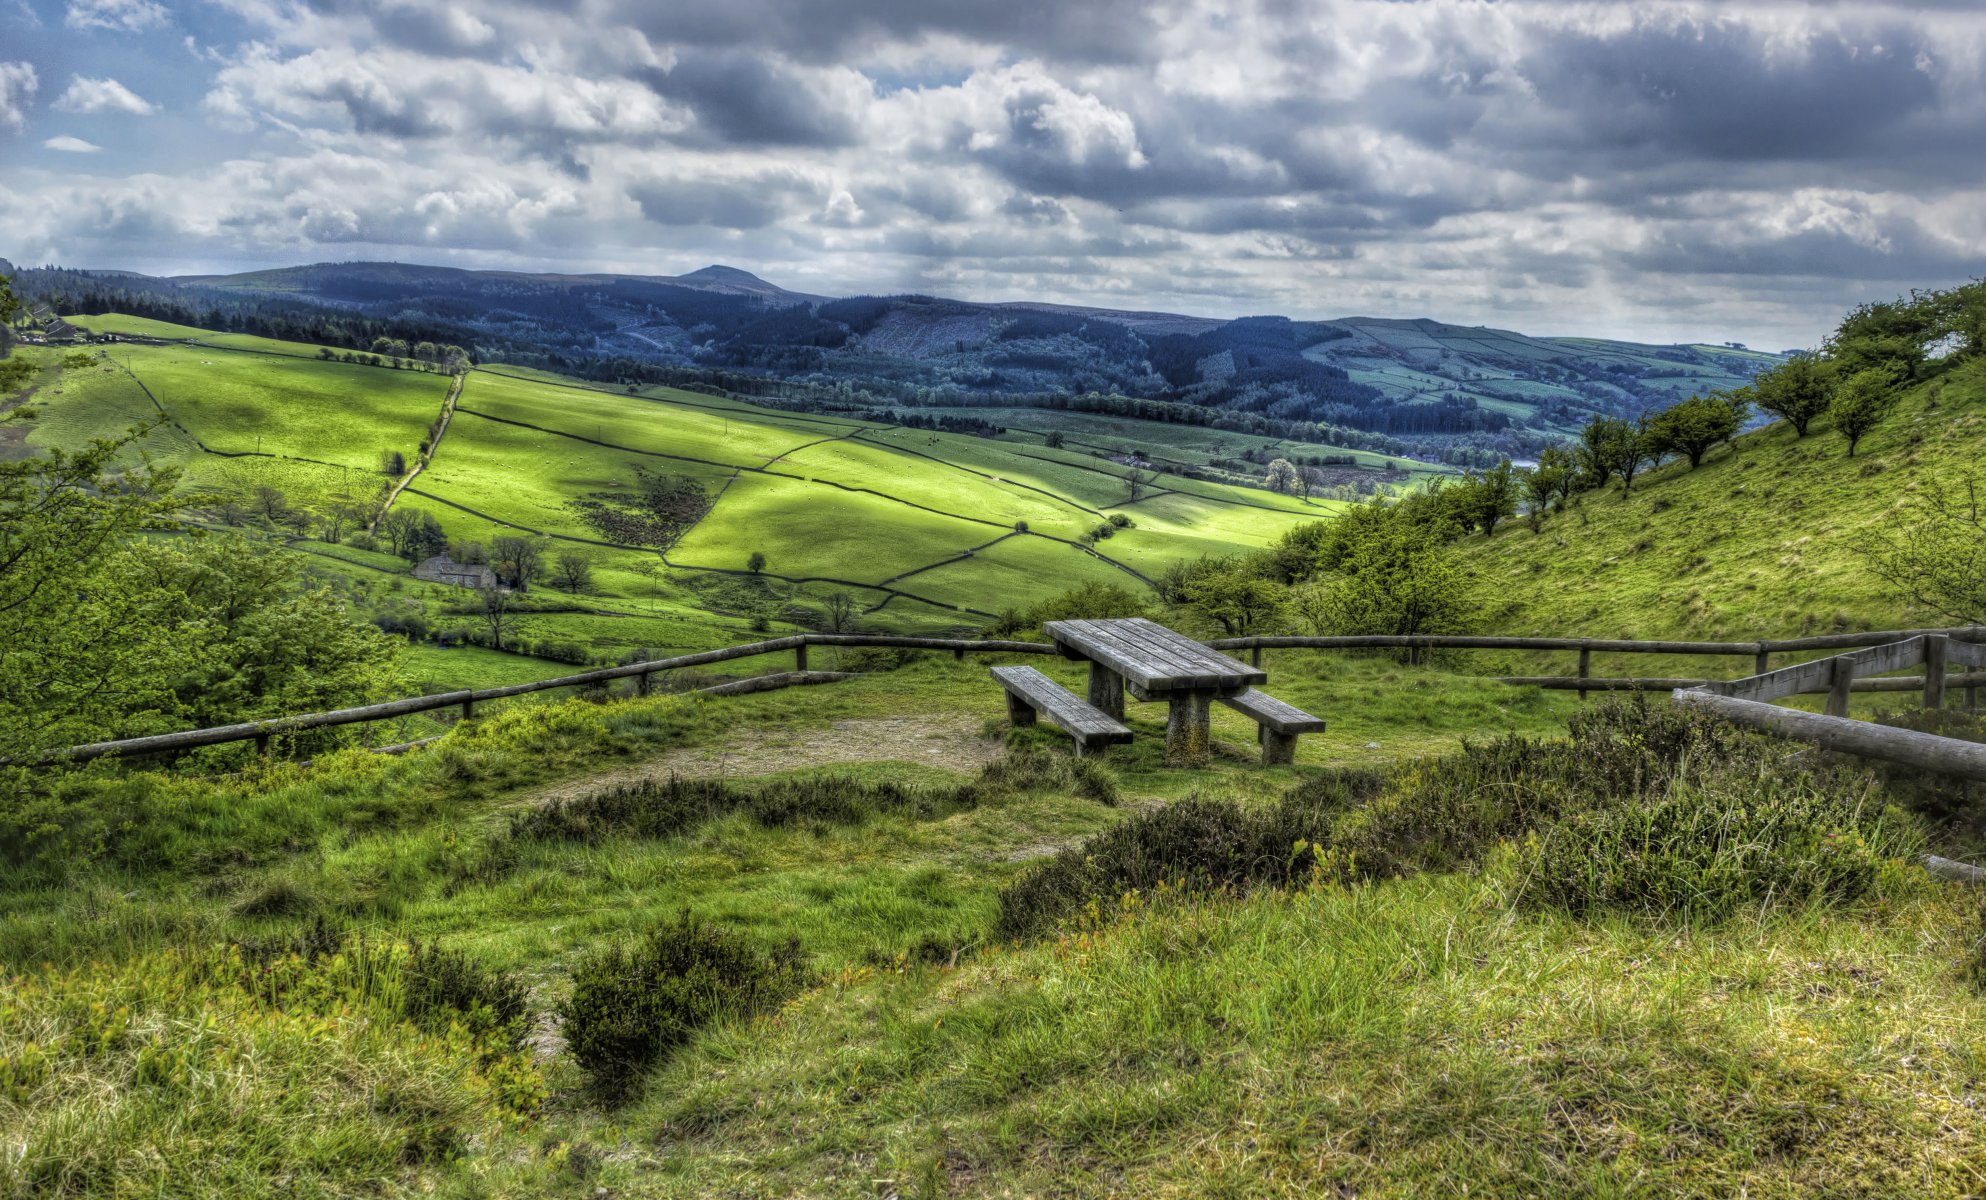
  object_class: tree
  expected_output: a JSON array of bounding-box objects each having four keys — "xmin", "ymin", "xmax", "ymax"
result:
[
  {"xmin": 1299, "ymin": 515, "xmax": 1476, "ymax": 654},
  {"xmin": 627, "ymin": 559, "xmax": 662, "ymax": 612},
  {"xmin": 1521, "ymin": 448, "xmax": 1573, "ymax": 532},
  {"xmin": 475, "ymin": 585, "xmax": 522, "ymax": 651},
  {"xmin": 1616, "ymin": 416, "xmax": 1654, "ymax": 493},
  {"xmin": 491, "ymin": 534, "xmax": 544, "ymax": 589},
  {"xmin": 1577, "ymin": 416, "xmax": 1631, "ymax": 489},
  {"xmin": 821, "ymin": 590, "xmax": 858, "ymax": 634},
  {"xmin": 380, "ymin": 449, "xmax": 408, "ymax": 476},
  {"xmin": 1457, "ymin": 460, "xmax": 1517, "ymax": 536},
  {"xmin": 1263, "ymin": 458, "xmax": 1302, "ymax": 496},
  {"xmin": 747, "ymin": 550, "xmax": 767, "ymax": 574},
  {"xmin": 1645, "ymin": 393, "xmax": 1741, "ymax": 469},
  {"xmin": 1861, "ymin": 473, "xmax": 1986, "ymax": 623},
  {"xmin": 1752, "ymin": 356, "xmax": 1833, "ymax": 437},
  {"xmin": 1125, "ymin": 468, "xmax": 1156, "ymax": 503},
  {"xmin": 552, "ymin": 551, "xmax": 594, "ymax": 594},
  {"xmin": 1184, "ymin": 564, "xmax": 1287, "ymax": 636},
  {"xmin": 1830, "ymin": 368, "xmax": 1898, "ymax": 458},
  {"xmin": 1043, "ymin": 431, "xmax": 1065, "ymax": 449}
]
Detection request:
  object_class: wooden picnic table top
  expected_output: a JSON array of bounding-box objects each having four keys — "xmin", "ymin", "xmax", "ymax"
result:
[{"xmin": 1044, "ymin": 617, "xmax": 1267, "ymax": 694}]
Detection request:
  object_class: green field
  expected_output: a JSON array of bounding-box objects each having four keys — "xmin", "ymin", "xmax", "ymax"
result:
[{"xmin": 7, "ymin": 317, "xmax": 1372, "ymax": 686}]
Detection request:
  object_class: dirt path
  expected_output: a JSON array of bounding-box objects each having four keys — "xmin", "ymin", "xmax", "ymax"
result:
[
  {"xmin": 369, "ymin": 370, "xmax": 464, "ymax": 533},
  {"xmin": 522, "ymin": 715, "xmax": 1004, "ymax": 806}
]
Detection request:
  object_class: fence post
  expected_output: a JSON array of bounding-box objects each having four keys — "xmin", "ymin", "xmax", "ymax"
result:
[
  {"xmin": 1826, "ymin": 657, "xmax": 1855, "ymax": 718},
  {"xmin": 637, "ymin": 671, "xmax": 653, "ymax": 697},
  {"xmin": 254, "ymin": 733, "xmax": 270, "ymax": 756},
  {"xmin": 794, "ymin": 642, "xmax": 808, "ymax": 672},
  {"xmin": 1577, "ymin": 642, "xmax": 1591, "ymax": 703},
  {"xmin": 1251, "ymin": 643, "xmax": 1263, "ymax": 668},
  {"xmin": 953, "ymin": 648, "xmax": 964, "ymax": 661},
  {"xmin": 460, "ymin": 696, "xmax": 475, "ymax": 721},
  {"xmin": 1754, "ymin": 642, "xmax": 1770, "ymax": 676},
  {"xmin": 1924, "ymin": 635, "xmax": 1949, "ymax": 711}
]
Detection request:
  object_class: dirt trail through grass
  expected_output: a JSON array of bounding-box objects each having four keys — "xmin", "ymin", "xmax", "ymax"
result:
[
  {"xmin": 521, "ymin": 714, "xmax": 1004, "ymax": 806},
  {"xmin": 370, "ymin": 369, "xmax": 464, "ymax": 533}
]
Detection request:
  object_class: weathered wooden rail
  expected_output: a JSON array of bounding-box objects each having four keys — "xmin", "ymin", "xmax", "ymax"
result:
[
  {"xmin": 1671, "ymin": 633, "xmax": 1986, "ymax": 782},
  {"xmin": 31, "ymin": 626, "xmax": 1984, "ymax": 767}
]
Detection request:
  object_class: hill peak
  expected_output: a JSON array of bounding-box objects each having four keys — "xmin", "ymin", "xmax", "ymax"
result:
[{"xmin": 680, "ymin": 264, "xmax": 770, "ymax": 284}]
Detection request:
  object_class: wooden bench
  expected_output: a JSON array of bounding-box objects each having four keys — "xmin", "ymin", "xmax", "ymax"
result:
[
  {"xmin": 990, "ymin": 665, "xmax": 1133, "ymax": 758},
  {"xmin": 1219, "ymin": 688, "xmax": 1326, "ymax": 765}
]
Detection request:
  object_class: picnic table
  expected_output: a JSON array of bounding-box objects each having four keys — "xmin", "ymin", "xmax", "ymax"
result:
[{"xmin": 1043, "ymin": 617, "xmax": 1268, "ymax": 766}]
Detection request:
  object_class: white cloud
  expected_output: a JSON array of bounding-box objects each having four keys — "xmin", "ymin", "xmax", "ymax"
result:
[
  {"xmin": 52, "ymin": 75, "xmax": 157, "ymax": 115},
  {"xmin": 0, "ymin": 61, "xmax": 35, "ymax": 132},
  {"xmin": 65, "ymin": 0, "xmax": 169, "ymax": 33},
  {"xmin": 44, "ymin": 134, "xmax": 101, "ymax": 152}
]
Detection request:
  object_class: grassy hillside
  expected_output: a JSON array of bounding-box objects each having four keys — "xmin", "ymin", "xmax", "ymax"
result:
[
  {"xmin": 1460, "ymin": 357, "xmax": 1986, "ymax": 643},
  {"xmin": 6, "ymin": 319, "xmax": 1372, "ymax": 689}
]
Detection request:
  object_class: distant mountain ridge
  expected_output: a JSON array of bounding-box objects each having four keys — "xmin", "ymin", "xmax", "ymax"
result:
[{"xmin": 11, "ymin": 257, "xmax": 1781, "ymax": 462}]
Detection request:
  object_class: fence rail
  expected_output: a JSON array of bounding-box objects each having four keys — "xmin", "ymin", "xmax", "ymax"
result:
[
  {"xmin": 1673, "ymin": 633, "xmax": 1986, "ymax": 782},
  {"xmin": 30, "ymin": 626, "xmax": 1986, "ymax": 768}
]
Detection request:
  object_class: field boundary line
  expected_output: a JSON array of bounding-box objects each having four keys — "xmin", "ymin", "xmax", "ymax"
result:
[
  {"xmin": 397, "ymin": 486, "xmax": 1001, "ymax": 618},
  {"xmin": 370, "ymin": 369, "xmax": 464, "ymax": 533}
]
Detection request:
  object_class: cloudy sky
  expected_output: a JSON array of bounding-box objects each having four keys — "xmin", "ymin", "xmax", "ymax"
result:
[{"xmin": 1, "ymin": 1, "xmax": 1982, "ymax": 347}]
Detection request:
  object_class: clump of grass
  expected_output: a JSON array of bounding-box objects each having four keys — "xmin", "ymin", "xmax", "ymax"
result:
[
  {"xmin": 973, "ymin": 747, "xmax": 1119, "ymax": 806},
  {"xmin": 1517, "ymin": 771, "xmax": 1919, "ymax": 923},
  {"xmin": 504, "ymin": 773, "xmax": 981, "ymax": 847},
  {"xmin": 559, "ymin": 911, "xmax": 811, "ymax": 1102},
  {"xmin": 996, "ymin": 770, "xmax": 1383, "ymax": 939},
  {"xmin": 0, "ymin": 931, "xmax": 543, "ymax": 1196},
  {"xmin": 503, "ymin": 749, "xmax": 1117, "ymax": 852}
]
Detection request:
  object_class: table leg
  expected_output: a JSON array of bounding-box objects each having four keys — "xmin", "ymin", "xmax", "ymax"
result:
[
  {"xmin": 1087, "ymin": 661, "xmax": 1125, "ymax": 719},
  {"xmin": 1165, "ymin": 691, "xmax": 1212, "ymax": 767}
]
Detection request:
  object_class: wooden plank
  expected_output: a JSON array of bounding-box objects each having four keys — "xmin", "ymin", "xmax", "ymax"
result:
[
  {"xmin": 1047, "ymin": 618, "xmax": 1263, "ymax": 692},
  {"xmin": 1724, "ymin": 656, "xmax": 1841, "ymax": 702},
  {"xmin": 1219, "ymin": 689, "xmax": 1328, "ymax": 734},
  {"xmin": 1052, "ymin": 619, "xmax": 1197, "ymax": 682},
  {"xmin": 989, "ymin": 666, "xmax": 1133, "ymax": 743},
  {"xmin": 1674, "ymin": 689, "xmax": 1986, "ymax": 782},
  {"xmin": 1948, "ymin": 640, "xmax": 1986, "ymax": 669}
]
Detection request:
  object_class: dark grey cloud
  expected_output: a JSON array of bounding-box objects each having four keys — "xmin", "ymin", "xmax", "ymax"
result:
[{"xmin": 646, "ymin": 53, "xmax": 863, "ymax": 147}]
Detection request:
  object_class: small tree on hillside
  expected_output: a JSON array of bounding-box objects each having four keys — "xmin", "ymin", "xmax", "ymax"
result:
[
  {"xmin": 552, "ymin": 551, "xmax": 594, "ymax": 595},
  {"xmin": 1577, "ymin": 415, "xmax": 1629, "ymax": 490},
  {"xmin": 475, "ymin": 585, "xmax": 522, "ymax": 651},
  {"xmin": 1264, "ymin": 458, "xmax": 1302, "ymax": 496},
  {"xmin": 1299, "ymin": 517, "xmax": 1476, "ymax": 658},
  {"xmin": 1043, "ymin": 431, "xmax": 1065, "ymax": 449},
  {"xmin": 1830, "ymin": 368, "xmax": 1899, "ymax": 458},
  {"xmin": 747, "ymin": 551, "xmax": 767, "ymax": 574},
  {"xmin": 1616, "ymin": 417, "xmax": 1654, "ymax": 493},
  {"xmin": 821, "ymin": 590, "xmax": 859, "ymax": 634},
  {"xmin": 1184, "ymin": 565, "xmax": 1287, "ymax": 636},
  {"xmin": 1646, "ymin": 394, "xmax": 1741, "ymax": 469},
  {"xmin": 1125, "ymin": 468, "xmax": 1156, "ymax": 503},
  {"xmin": 491, "ymin": 534, "xmax": 544, "ymax": 589},
  {"xmin": 1460, "ymin": 460, "xmax": 1518, "ymax": 536},
  {"xmin": 380, "ymin": 449, "xmax": 408, "ymax": 476},
  {"xmin": 1752, "ymin": 356, "xmax": 1833, "ymax": 437}
]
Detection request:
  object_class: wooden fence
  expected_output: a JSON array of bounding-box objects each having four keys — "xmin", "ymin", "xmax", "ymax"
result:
[
  {"xmin": 29, "ymin": 625, "xmax": 1985, "ymax": 768},
  {"xmin": 1670, "ymin": 633, "xmax": 1986, "ymax": 782}
]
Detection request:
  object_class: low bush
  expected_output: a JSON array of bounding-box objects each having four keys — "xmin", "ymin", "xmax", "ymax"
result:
[
  {"xmin": 502, "ymin": 751, "xmax": 1116, "ymax": 853},
  {"xmin": 1868, "ymin": 707, "xmax": 1986, "ymax": 852},
  {"xmin": 0, "ymin": 932, "xmax": 544, "ymax": 1196},
  {"xmin": 504, "ymin": 773, "xmax": 981, "ymax": 846},
  {"xmin": 560, "ymin": 912, "xmax": 811, "ymax": 1101},
  {"xmin": 996, "ymin": 769, "xmax": 1382, "ymax": 939},
  {"xmin": 1518, "ymin": 771, "xmax": 1918, "ymax": 923}
]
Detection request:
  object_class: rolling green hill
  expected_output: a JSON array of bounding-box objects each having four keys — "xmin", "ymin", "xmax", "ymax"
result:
[
  {"xmin": 1459, "ymin": 356, "xmax": 1986, "ymax": 643},
  {"xmin": 8, "ymin": 318, "xmax": 1362, "ymax": 685}
]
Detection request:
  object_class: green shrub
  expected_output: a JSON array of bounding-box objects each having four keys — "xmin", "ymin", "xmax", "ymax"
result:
[
  {"xmin": 996, "ymin": 769, "xmax": 1381, "ymax": 940},
  {"xmin": 503, "ymin": 772, "xmax": 981, "ymax": 846},
  {"xmin": 560, "ymin": 912, "xmax": 811, "ymax": 1101},
  {"xmin": 1518, "ymin": 771, "xmax": 1919, "ymax": 923},
  {"xmin": 1868, "ymin": 707, "xmax": 1986, "ymax": 852},
  {"xmin": 973, "ymin": 748, "xmax": 1119, "ymax": 806}
]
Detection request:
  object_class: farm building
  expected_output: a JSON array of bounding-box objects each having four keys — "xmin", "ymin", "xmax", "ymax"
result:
[{"xmin": 413, "ymin": 554, "xmax": 497, "ymax": 589}]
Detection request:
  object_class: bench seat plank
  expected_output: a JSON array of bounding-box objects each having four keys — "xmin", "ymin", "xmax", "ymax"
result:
[
  {"xmin": 990, "ymin": 665, "xmax": 1133, "ymax": 747},
  {"xmin": 1219, "ymin": 688, "xmax": 1328, "ymax": 734}
]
